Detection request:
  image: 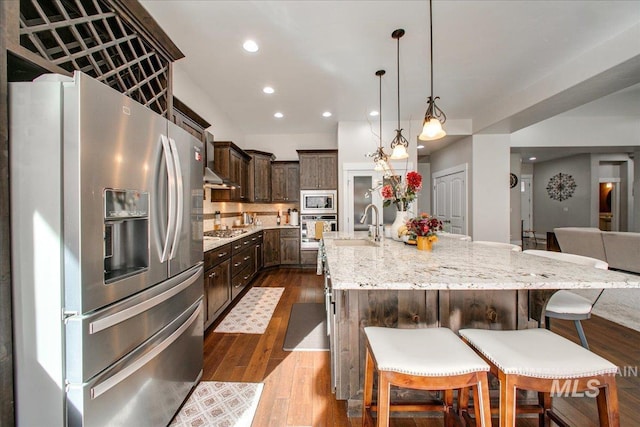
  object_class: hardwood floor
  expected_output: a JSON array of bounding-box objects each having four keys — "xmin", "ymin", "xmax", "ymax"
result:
[{"xmin": 203, "ymin": 268, "xmax": 640, "ymax": 426}]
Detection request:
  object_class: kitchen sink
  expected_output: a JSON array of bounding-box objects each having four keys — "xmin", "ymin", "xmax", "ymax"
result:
[{"xmin": 332, "ymin": 239, "xmax": 379, "ymax": 247}]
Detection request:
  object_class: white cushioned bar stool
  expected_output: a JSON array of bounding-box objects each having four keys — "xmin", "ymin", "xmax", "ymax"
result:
[
  {"xmin": 524, "ymin": 249, "xmax": 608, "ymax": 349},
  {"xmin": 362, "ymin": 327, "xmax": 492, "ymax": 427},
  {"xmin": 459, "ymin": 328, "xmax": 619, "ymax": 427}
]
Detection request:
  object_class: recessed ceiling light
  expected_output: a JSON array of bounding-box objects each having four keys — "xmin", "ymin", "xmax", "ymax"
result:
[
  {"xmin": 274, "ymin": 112, "xmax": 284, "ymax": 118},
  {"xmin": 243, "ymin": 40, "xmax": 259, "ymax": 53},
  {"xmin": 322, "ymin": 111, "xmax": 332, "ymax": 118},
  {"xmin": 529, "ymin": 156, "xmax": 537, "ymax": 161},
  {"xmin": 417, "ymin": 144, "xmax": 425, "ymax": 149},
  {"xmin": 369, "ymin": 111, "xmax": 379, "ymax": 117},
  {"xmin": 263, "ymin": 86, "xmax": 274, "ymax": 94}
]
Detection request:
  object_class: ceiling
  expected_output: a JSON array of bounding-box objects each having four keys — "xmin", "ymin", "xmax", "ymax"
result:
[{"xmin": 139, "ymin": 1, "xmax": 640, "ymax": 154}]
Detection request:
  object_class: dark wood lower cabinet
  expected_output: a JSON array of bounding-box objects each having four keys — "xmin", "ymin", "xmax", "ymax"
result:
[
  {"xmin": 263, "ymin": 229, "xmax": 280, "ymax": 267},
  {"xmin": 205, "ymin": 259, "xmax": 230, "ymax": 328},
  {"xmin": 279, "ymin": 228, "xmax": 300, "ymax": 265},
  {"xmin": 204, "ymin": 228, "xmax": 296, "ymax": 327}
]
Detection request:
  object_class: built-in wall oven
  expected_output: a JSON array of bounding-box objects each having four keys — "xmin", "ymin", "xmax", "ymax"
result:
[
  {"xmin": 300, "ymin": 190, "xmax": 337, "ymax": 251},
  {"xmin": 301, "ymin": 214, "xmax": 337, "ymax": 250}
]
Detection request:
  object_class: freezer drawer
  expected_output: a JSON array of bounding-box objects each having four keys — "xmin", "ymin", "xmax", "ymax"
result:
[
  {"xmin": 67, "ymin": 299, "xmax": 204, "ymax": 427},
  {"xmin": 65, "ymin": 264, "xmax": 203, "ymax": 383}
]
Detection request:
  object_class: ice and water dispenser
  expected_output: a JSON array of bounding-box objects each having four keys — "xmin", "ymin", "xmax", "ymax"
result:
[{"xmin": 103, "ymin": 189, "xmax": 149, "ymax": 283}]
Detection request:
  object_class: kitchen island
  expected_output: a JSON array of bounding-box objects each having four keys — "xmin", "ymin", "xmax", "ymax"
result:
[{"xmin": 321, "ymin": 231, "xmax": 640, "ymax": 413}]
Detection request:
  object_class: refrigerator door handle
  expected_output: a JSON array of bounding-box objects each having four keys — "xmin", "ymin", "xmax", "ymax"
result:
[
  {"xmin": 160, "ymin": 134, "xmax": 177, "ymax": 263},
  {"xmin": 168, "ymin": 137, "xmax": 183, "ymax": 260},
  {"xmin": 90, "ymin": 299, "xmax": 202, "ymax": 399},
  {"xmin": 89, "ymin": 265, "xmax": 203, "ymax": 334}
]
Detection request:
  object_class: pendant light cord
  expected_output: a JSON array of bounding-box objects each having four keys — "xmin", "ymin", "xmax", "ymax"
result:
[
  {"xmin": 379, "ymin": 72, "xmax": 383, "ymax": 148},
  {"xmin": 396, "ymin": 35, "xmax": 401, "ymax": 129},
  {"xmin": 429, "ymin": 0, "xmax": 434, "ymax": 99}
]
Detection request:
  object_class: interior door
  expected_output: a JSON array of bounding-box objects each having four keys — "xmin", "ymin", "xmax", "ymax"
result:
[
  {"xmin": 433, "ymin": 170, "xmax": 467, "ymax": 235},
  {"xmin": 345, "ymin": 170, "xmax": 382, "ymax": 233},
  {"xmin": 520, "ymin": 175, "xmax": 533, "ymax": 232}
]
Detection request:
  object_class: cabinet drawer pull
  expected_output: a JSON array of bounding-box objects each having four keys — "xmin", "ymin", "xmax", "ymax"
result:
[
  {"xmin": 243, "ymin": 274, "xmax": 250, "ymax": 280},
  {"xmin": 251, "ymin": 237, "xmax": 257, "ymax": 241},
  {"xmin": 208, "ymin": 272, "xmax": 216, "ymax": 278},
  {"xmin": 243, "ymin": 241, "xmax": 250, "ymax": 245},
  {"xmin": 243, "ymin": 256, "xmax": 250, "ymax": 261},
  {"xmin": 234, "ymin": 262, "xmax": 242, "ymax": 267},
  {"xmin": 233, "ymin": 244, "xmax": 242, "ymax": 250},
  {"xmin": 217, "ymin": 252, "xmax": 227, "ymax": 258},
  {"xmin": 234, "ymin": 283, "xmax": 242, "ymax": 288}
]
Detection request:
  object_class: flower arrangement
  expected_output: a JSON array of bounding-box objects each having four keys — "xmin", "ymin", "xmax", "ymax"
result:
[
  {"xmin": 405, "ymin": 213, "xmax": 443, "ymax": 242},
  {"xmin": 381, "ymin": 171, "xmax": 422, "ymax": 211}
]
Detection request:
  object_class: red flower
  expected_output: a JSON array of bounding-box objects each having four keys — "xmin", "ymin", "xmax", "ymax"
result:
[
  {"xmin": 406, "ymin": 171, "xmax": 422, "ymax": 191},
  {"xmin": 381, "ymin": 184, "xmax": 394, "ymax": 199}
]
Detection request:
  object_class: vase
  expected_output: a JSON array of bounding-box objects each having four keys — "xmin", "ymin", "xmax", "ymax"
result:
[
  {"xmin": 416, "ymin": 236, "xmax": 433, "ymax": 251},
  {"xmin": 390, "ymin": 210, "xmax": 410, "ymax": 241}
]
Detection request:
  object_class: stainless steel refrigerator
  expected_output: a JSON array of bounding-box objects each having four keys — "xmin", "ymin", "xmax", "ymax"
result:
[{"xmin": 10, "ymin": 72, "xmax": 204, "ymax": 426}]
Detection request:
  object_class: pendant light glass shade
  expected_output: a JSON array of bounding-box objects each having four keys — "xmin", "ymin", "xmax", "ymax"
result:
[
  {"xmin": 390, "ymin": 134, "xmax": 409, "ymax": 159},
  {"xmin": 419, "ymin": 0, "xmax": 447, "ymax": 142},
  {"xmin": 419, "ymin": 116, "xmax": 446, "ymax": 141}
]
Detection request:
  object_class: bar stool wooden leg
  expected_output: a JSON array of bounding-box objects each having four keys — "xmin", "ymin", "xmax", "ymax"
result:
[
  {"xmin": 474, "ymin": 373, "xmax": 492, "ymax": 427},
  {"xmin": 596, "ymin": 377, "xmax": 620, "ymax": 427},
  {"xmin": 376, "ymin": 373, "xmax": 391, "ymax": 427},
  {"xmin": 499, "ymin": 371, "xmax": 517, "ymax": 427},
  {"xmin": 444, "ymin": 389, "xmax": 455, "ymax": 427},
  {"xmin": 537, "ymin": 392, "xmax": 551, "ymax": 427},
  {"xmin": 363, "ymin": 348, "xmax": 374, "ymax": 426}
]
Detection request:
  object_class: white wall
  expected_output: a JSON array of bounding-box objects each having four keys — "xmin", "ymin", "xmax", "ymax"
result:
[
  {"xmin": 244, "ymin": 132, "xmax": 336, "ymax": 160},
  {"xmin": 417, "ymin": 162, "xmax": 431, "ymax": 214},
  {"xmin": 471, "ymin": 135, "xmax": 511, "ymax": 242},
  {"xmin": 533, "ymin": 154, "xmax": 592, "ymax": 234},
  {"xmin": 172, "ymin": 66, "xmax": 245, "ymax": 144},
  {"xmin": 510, "ymin": 153, "xmax": 522, "ymax": 244},
  {"xmin": 635, "ymin": 148, "xmax": 640, "ymax": 231},
  {"xmin": 511, "ymin": 116, "xmax": 640, "ymax": 148}
]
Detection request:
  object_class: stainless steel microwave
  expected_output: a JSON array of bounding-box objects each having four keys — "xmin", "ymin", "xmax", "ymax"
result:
[{"xmin": 300, "ymin": 190, "xmax": 337, "ymax": 214}]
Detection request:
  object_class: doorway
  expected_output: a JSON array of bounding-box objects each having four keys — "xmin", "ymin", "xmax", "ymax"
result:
[
  {"xmin": 432, "ymin": 165, "xmax": 468, "ymax": 235},
  {"xmin": 599, "ymin": 179, "xmax": 620, "ymax": 231}
]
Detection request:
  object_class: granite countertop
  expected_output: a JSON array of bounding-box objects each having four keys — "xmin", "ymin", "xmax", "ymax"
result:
[
  {"xmin": 321, "ymin": 231, "xmax": 640, "ymax": 291},
  {"xmin": 203, "ymin": 225, "xmax": 299, "ymax": 252}
]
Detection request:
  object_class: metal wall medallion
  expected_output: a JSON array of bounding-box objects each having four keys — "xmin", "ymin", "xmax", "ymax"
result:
[
  {"xmin": 546, "ymin": 173, "xmax": 577, "ymax": 201},
  {"xmin": 509, "ymin": 173, "xmax": 518, "ymax": 189}
]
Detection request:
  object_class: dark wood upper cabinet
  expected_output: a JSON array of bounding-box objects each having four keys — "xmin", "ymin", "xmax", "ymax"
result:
[
  {"xmin": 171, "ymin": 97, "xmax": 210, "ymax": 142},
  {"xmin": 210, "ymin": 141, "xmax": 251, "ymax": 202},
  {"xmin": 245, "ymin": 150, "xmax": 275, "ymax": 203},
  {"xmin": 271, "ymin": 161, "xmax": 300, "ymax": 202},
  {"xmin": 297, "ymin": 150, "xmax": 338, "ymax": 190}
]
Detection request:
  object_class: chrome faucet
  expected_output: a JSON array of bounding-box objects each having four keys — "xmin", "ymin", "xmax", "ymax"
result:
[{"xmin": 360, "ymin": 204, "xmax": 381, "ymax": 242}]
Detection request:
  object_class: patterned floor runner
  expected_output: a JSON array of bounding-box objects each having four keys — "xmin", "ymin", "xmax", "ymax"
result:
[
  {"xmin": 214, "ymin": 287, "xmax": 284, "ymax": 334},
  {"xmin": 170, "ymin": 381, "xmax": 263, "ymax": 427}
]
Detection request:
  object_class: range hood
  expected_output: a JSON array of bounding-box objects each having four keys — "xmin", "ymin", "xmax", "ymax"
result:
[
  {"xmin": 203, "ymin": 166, "xmax": 226, "ymax": 188},
  {"xmin": 203, "ymin": 132, "xmax": 231, "ymax": 189}
]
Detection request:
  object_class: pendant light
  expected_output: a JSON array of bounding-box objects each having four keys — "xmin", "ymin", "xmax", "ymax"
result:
[
  {"xmin": 418, "ymin": 0, "xmax": 447, "ymax": 141},
  {"xmin": 373, "ymin": 69, "xmax": 388, "ymax": 172},
  {"xmin": 389, "ymin": 29, "xmax": 409, "ymax": 160}
]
